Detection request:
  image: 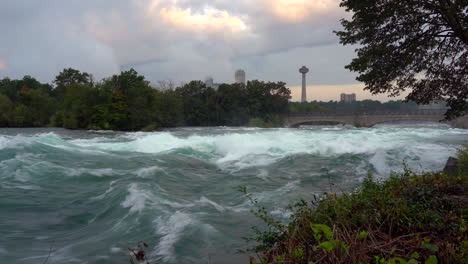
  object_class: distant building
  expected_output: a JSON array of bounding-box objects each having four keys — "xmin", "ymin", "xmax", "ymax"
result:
[
  {"xmin": 340, "ymin": 93, "xmax": 357, "ymax": 102},
  {"xmin": 235, "ymin": 69, "xmax": 246, "ymax": 85},
  {"xmin": 204, "ymin": 77, "xmax": 221, "ymax": 90}
]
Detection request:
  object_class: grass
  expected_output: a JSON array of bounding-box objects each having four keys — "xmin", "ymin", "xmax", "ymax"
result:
[{"xmin": 242, "ymin": 147, "xmax": 468, "ymax": 264}]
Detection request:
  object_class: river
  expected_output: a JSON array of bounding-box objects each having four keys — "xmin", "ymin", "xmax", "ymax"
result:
[{"xmin": 0, "ymin": 124, "xmax": 467, "ymax": 264}]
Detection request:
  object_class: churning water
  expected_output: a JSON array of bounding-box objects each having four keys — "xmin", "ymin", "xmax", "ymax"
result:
[{"xmin": 1, "ymin": 124, "xmax": 467, "ymax": 264}]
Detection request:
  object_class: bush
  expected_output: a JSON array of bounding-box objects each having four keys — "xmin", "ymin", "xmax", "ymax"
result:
[
  {"xmin": 243, "ymin": 156, "xmax": 468, "ymax": 263},
  {"xmin": 457, "ymin": 145, "xmax": 468, "ymax": 175}
]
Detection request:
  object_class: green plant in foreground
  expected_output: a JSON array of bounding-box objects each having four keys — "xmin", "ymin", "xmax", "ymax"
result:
[
  {"xmin": 457, "ymin": 145, "xmax": 468, "ymax": 175},
  {"xmin": 242, "ymin": 148, "xmax": 468, "ymax": 264}
]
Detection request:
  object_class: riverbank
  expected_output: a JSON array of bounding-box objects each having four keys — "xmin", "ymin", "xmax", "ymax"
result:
[{"xmin": 245, "ymin": 148, "xmax": 468, "ymax": 264}]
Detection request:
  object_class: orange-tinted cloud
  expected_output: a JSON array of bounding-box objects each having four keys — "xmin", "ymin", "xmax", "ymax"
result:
[
  {"xmin": 0, "ymin": 59, "xmax": 7, "ymax": 70},
  {"xmin": 159, "ymin": 7, "xmax": 248, "ymax": 33},
  {"xmin": 268, "ymin": 0, "xmax": 337, "ymax": 22}
]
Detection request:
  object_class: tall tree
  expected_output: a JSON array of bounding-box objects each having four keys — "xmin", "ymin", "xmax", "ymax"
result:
[
  {"xmin": 53, "ymin": 68, "xmax": 93, "ymax": 100},
  {"xmin": 335, "ymin": 0, "xmax": 468, "ymax": 119}
]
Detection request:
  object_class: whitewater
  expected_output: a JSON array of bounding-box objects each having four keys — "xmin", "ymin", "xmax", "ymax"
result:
[{"xmin": 0, "ymin": 124, "xmax": 467, "ymax": 264}]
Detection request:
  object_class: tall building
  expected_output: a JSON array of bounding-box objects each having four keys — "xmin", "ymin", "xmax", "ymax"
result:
[
  {"xmin": 205, "ymin": 77, "xmax": 214, "ymax": 87},
  {"xmin": 299, "ymin": 66, "xmax": 309, "ymax": 103},
  {"xmin": 235, "ymin": 69, "xmax": 246, "ymax": 85},
  {"xmin": 204, "ymin": 76, "xmax": 220, "ymax": 90},
  {"xmin": 340, "ymin": 93, "xmax": 357, "ymax": 102}
]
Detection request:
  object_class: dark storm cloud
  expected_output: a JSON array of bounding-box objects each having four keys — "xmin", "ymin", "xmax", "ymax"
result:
[{"xmin": 0, "ymin": 0, "xmax": 359, "ymax": 89}]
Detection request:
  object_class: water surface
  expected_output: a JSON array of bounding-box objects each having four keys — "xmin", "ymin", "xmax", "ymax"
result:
[{"xmin": 0, "ymin": 124, "xmax": 466, "ymax": 263}]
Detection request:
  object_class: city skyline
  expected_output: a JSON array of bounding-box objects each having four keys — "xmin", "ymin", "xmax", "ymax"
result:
[{"xmin": 203, "ymin": 68, "xmax": 407, "ymax": 102}]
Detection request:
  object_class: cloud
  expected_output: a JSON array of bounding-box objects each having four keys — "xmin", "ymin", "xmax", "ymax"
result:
[
  {"xmin": 0, "ymin": 0, "xmax": 362, "ymax": 96},
  {"xmin": 0, "ymin": 59, "xmax": 7, "ymax": 70},
  {"xmin": 159, "ymin": 7, "xmax": 248, "ymax": 33},
  {"xmin": 268, "ymin": 0, "xmax": 337, "ymax": 23}
]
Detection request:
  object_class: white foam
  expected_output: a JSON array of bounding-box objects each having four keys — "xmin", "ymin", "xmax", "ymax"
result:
[
  {"xmin": 91, "ymin": 181, "xmax": 117, "ymax": 201},
  {"xmin": 255, "ymin": 180, "xmax": 301, "ymax": 203},
  {"xmin": 121, "ymin": 183, "xmax": 183, "ymax": 215},
  {"xmin": 198, "ymin": 196, "xmax": 226, "ymax": 212},
  {"xmin": 271, "ymin": 208, "xmax": 293, "ymax": 219},
  {"xmin": 66, "ymin": 168, "xmax": 117, "ymax": 177},
  {"xmin": 121, "ymin": 183, "xmax": 149, "ymax": 213},
  {"xmin": 110, "ymin": 247, "xmax": 122, "ymax": 253},
  {"xmin": 136, "ymin": 166, "xmax": 162, "ymax": 178},
  {"xmin": 4, "ymin": 126, "xmax": 465, "ymax": 174},
  {"xmin": 153, "ymin": 211, "xmax": 193, "ymax": 262},
  {"xmin": 71, "ymin": 126, "xmax": 467, "ymax": 172}
]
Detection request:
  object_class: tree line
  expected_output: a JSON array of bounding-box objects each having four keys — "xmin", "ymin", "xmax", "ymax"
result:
[
  {"xmin": 0, "ymin": 68, "xmax": 291, "ymax": 130},
  {"xmin": 0, "ymin": 68, "xmax": 452, "ymax": 131}
]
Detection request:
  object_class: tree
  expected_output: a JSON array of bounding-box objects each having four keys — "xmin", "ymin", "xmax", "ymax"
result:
[
  {"xmin": 0, "ymin": 94, "xmax": 13, "ymax": 126},
  {"xmin": 53, "ymin": 68, "xmax": 93, "ymax": 100},
  {"xmin": 54, "ymin": 68, "xmax": 92, "ymax": 88},
  {"xmin": 216, "ymin": 83, "xmax": 250, "ymax": 125},
  {"xmin": 245, "ymin": 80, "xmax": 291, "ymax": 120},
  {"xmin": 335, "ymin": 0, "xmax": 467, "ymax": 119},
  {"xmin": 176, "ymin": 81, "xmax": 217, "ymax": 126}
]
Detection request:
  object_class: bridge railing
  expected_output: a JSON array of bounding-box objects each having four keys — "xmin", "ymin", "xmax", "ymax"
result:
[{"xmin": 286, "ymin": 109, "xmax": 447, "ymax": 117}]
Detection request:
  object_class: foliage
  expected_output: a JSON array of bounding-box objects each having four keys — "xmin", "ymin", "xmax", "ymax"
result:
[
  {"xmin": 335, "ymin": 0, "xmax": 468, "ymax": 119},
  {"xmin": 289, "ymin": 102, "xmax": 329, "ymax": 113},
  {"xmin": 248, "ymin": 115, "xmax": 283, "ymax": 128},
  {"xmin": 243, "ymin": 151, "xmax": 468, "ymax": 263},
  {"xmin": 0, "ymin": 76, "xmax": 57, "ymax": 127},
  {"xmin": 0, "ymin": 68, "xmax": 291, "ymax": 130},
  {"xmin": 457, "ymin": 145, "xmax": 468, "ymax": 175},
  {"xmin": 0, "ymin": 94, "xmax": 13, "ymax": 126}
]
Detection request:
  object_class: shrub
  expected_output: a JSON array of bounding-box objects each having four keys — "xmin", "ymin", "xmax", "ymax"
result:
[
  {"xmin": 243, "ymin": 160, "xmax": 467, "ymax": 263},
  {"xmin": 457, "ymin": 145, "xmax": 468, "ymax": 175}
]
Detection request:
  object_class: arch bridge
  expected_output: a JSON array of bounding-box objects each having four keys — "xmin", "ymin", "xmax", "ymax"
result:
[{"xmin": 283, "ymin": 110, "xmax": 468, "ymax": 129}]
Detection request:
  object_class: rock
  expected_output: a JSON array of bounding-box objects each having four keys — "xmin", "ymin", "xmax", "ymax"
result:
[{"xmin": 443, "ymin": 157, "xmax": 458, "ymax": 174}]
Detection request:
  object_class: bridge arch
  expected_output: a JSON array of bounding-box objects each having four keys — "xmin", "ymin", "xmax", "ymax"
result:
[{"xmin": 283, "ymin": 110, "xmax": 453, "ymax": 128}]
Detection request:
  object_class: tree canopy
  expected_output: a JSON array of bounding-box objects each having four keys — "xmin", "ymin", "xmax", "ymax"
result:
[
  {"xmin": 336, "ymin": 0, "xmax": 467, "ymax": 119},
  {"xmin": 0, "ymin": 68, "xmax": 292, "ymax": 130}
]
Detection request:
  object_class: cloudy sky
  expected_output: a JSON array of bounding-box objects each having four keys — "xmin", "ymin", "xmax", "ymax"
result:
[{"xmin": 0, "ymin": 0, "xmax": 405, "ymax": 101}]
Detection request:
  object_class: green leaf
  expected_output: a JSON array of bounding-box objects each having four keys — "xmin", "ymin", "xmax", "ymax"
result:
[
  {"xmin": 358, "ymin": 231, "xmax": 368, "ymax": 239},
  {"xmin": 293, "ymin": 248, "xmax": 304, "ymax": 258},
  {"xmin": 311, "ymin": 224, "xmax": 334, "ymax": 240},
  {"xmin": 392, "ymin": 258, "xmax": 408, "ymax": 264},
  {"xmin": 420, "ymin": 243, "xmax": 439, "ymax": 252},
  {"xmin": 318, "ymin": 241, "xmax": 337, "ymax": 252},
  {"xmin": 425, "ymin": 256, "xmax": 438, "ymax": 264},
  {"xmin": 410, "ymin": 252, "xmax": 420, "ymax": 259}
]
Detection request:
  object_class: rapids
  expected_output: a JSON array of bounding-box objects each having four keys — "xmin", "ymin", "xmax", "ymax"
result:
[{"xmin": 0, "ymin": 124, "xmax": 466, "ymax": 263}]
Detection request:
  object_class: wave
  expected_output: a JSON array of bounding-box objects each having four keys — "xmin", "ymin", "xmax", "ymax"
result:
[
  {"xmin": 77, "ymin": 127, "xmax": 464, "ymax": 172},
  {"xmin": 2, "ymin": 126, "xmax": 466, "ymax": 174},
  {"xmin": 153, "ymin": 211, "xmax": 195, "ymax": 262}
]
